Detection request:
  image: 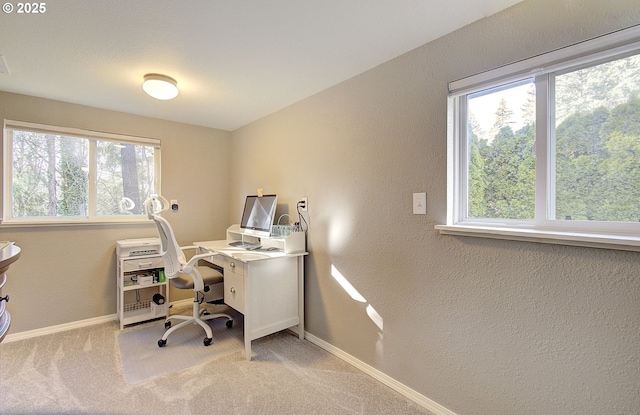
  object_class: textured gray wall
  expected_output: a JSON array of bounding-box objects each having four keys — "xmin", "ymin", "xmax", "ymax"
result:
[{"xmin": 230, "ymin": 1, "xmax": 640, "ymax": 414}]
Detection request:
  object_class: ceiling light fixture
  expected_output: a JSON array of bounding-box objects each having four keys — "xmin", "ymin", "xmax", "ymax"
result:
[{"xmin": 142, "ymin": 73, "xmax": 179, "ymax": 100}]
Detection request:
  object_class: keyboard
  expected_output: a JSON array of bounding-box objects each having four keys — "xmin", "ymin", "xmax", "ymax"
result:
[{"xmin": 228, "ymin": 241, "xmax": 262, "ymax": 250}]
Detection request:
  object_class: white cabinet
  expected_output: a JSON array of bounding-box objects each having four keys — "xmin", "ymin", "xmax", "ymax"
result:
[
  {"xmin": 222, "ymin": 253, "xmax": 300, "ymax": 359},
  {"xmin": 116, "ymin": 242, "xmax": 169, "ymax": 329}
]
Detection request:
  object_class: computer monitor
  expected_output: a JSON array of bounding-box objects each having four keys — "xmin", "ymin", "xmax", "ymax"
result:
[{"xmin": 239, "ymin": 194, "xmax": 278, "ymax": 238}]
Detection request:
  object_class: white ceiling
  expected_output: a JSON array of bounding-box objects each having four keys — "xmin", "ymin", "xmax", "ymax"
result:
[{"xmin": 0, "ymin": 0, "xmax": 522, "ymax": 131}]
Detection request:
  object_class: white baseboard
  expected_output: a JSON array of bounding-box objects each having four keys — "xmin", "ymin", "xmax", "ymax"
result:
[
  {"xmin": 2, "ymin": 299, "xmax": 194, "ymax": 343},
  {"xmin": 3, "ymin": 314, "xmax": 118, "ymax": 343},
  {"xmin": 304, "ymin": 332, "xmax": 457, "ymax": 415}
]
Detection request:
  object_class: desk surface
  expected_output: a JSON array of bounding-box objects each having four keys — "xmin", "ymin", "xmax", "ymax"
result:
[{"xmin": 194, "ymin": 239, "xmax": 307, "ymax": 262}]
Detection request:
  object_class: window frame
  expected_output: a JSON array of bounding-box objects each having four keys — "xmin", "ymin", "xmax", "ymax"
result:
[
  {"xmin": 437, "ymin": 24, "xmax": 640, "ymax": 252},
  {"xmin": 1, "ymin": 120, "xmax": 161, "ymax": 226}
]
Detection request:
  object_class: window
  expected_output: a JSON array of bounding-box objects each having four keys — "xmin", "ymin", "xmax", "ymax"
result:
[
  {"xmin": 2, "ymin": 120, "xmax": 161, "ymax": 224},
  {"xmin": 438, "ymin": 25, "xmax": 640, "ymax": 250}
]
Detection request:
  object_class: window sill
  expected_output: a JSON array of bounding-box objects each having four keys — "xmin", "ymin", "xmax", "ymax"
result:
[
  {"xmin": 434, "ymin": 224, "xmax": 640, "ymax": 252},
  {"xmin": 0, "ymin": 218, "xmax": 154, "ymax": 228}
]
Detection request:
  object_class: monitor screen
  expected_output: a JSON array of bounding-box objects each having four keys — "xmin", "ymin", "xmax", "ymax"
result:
[{"xmin": 239, "ymin": 194, "xmax": 278, "ymax": 237}]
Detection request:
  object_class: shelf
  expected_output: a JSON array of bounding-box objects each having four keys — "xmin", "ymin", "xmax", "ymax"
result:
[
  {"xmin": 121, "ymin": 281, "xmax": 166, "ymax": 292},
  {"xmin": 226, "ymin": 224, "xmax": 306, "ymax": 254},
  {"xmin": 122, "ymin": 307, "xmax": 158, "ymax": 326},
  {"xmin": 122, "ymin": 300, "xmax": 167, "ymax": 325}
]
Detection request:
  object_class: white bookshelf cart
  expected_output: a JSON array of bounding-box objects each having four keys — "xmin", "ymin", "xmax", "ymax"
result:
[{"xmin": 116, "ymin": 238, "xmax": 169, "ymax": 329}]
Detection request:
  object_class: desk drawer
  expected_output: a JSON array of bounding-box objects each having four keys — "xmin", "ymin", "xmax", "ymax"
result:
[
  {"xmin": 224, "ymin": 270, "xmax": 245, "ymax": 314},
  {"xmin": 204, "ymin": 254, "xmax": 225, "ymax": 269},
  {"xmin": 224, "ymin": 258, "xmax": 245, "ymax": 276},
  {"xmin": 123, "ymin": 257, "xmax": 163, "ymax": 272}
]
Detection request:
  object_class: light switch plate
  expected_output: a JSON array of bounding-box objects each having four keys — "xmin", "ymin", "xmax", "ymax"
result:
[{"xmin": 413, "ymin": 192, "xmax": 427, "ymax": 215}]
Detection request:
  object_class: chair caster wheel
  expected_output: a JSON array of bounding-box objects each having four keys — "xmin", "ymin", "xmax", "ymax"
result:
[
  {"xmin": 158, "ymin": 339, "xmax": 167, "ymax": 347},
  {"xmin": 164, "ymin": 321, "xmax": 171, "ymax": 329},
  {"xmin": 226, "ymin": 319, "xmax": 233, "ymax": 329},
  {"xmin": 203, "ymin": 337, "xmax": 213, "ymax": 346}
]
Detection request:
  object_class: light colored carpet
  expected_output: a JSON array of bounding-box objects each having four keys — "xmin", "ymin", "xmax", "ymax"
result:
[
  {"xmin": 118, "ymin": 306, "xmax": 243, "ymax": 384},
  {"xmin": 0, "ymin": 314, "xmax": 437, "ymax": 415}
]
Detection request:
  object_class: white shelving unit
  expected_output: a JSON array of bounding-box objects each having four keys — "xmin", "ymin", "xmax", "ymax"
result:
[{"xmin": 116, "ymin": 240, "xmax": 169, "ymax": 329}]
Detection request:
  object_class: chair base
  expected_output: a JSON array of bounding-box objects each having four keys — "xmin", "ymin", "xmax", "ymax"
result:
[{"xmin": 158, "ymin": 299, "xmax": 233, "ymax": 347}]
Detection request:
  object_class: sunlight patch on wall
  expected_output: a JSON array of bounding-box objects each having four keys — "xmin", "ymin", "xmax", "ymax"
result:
[
  {"xmin": 331, "ymin": 263, "xmax": 385, "ymax": 360},
  {"xmin": 366, "ymin": 304, "xmax": 383, "ymax": 331},
  {"xmin": 331, "ymin": 264, "xmax": 366, "ymax": 302},
  {"xmin": 331, "ymin": 264, "xmax": 384, "ymax": 331},
  {"xmin": 327, "ymin": 213, "xmax": 353, "ymax": 253}
]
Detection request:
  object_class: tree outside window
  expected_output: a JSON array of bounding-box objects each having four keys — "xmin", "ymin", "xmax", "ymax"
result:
[{"xmin": 3, "ymin": 122, "xmax": 160, "ymax": 223}]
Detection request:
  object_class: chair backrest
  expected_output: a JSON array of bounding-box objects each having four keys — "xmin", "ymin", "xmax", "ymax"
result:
[
  {"xmin": 145, "ymin": 195, "xmax": 186, "ymax": 279},
  {"xmin": 151, "ymin": 214, "xmax": 187, "ymax": 279}
]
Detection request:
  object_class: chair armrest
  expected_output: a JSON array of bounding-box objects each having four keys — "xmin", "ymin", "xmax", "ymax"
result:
[
  {"xmin": 179, "ymin": 245, "xmax": 200, "ymax": 251},
  {"xmin": 181, "ymin": 248, "xmax": 221, "ymax": 268}
]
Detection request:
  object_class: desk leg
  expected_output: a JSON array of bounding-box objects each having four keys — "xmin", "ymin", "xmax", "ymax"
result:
[
  {"xmin": 297, "ymin": 256, "xmax": 305, "ymax": 339},
  {"xmin": 245, "ymin": 331, "xmax": 252, "ymax": 361},
  {"xmin": 244, "ymin": 280, "xmax": 252, "ymax": 360}
]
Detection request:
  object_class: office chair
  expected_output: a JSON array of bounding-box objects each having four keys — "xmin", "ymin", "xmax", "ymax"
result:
[{"xmin": 145, "ymin": 195, "xmax": 233, "ymax": 347}]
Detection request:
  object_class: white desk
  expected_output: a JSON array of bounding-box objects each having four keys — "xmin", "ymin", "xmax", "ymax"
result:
[{"xmin": 194, "ymin": 235, "xmax": 307, "ymax": 360}]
